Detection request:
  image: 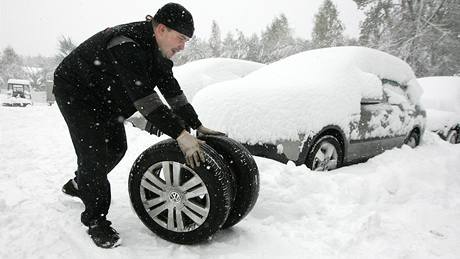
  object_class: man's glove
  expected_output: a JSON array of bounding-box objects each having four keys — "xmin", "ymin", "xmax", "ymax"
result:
[
  {"xmin": 197, "ymin": 125, "xmax": 226, "ymax": 137},
  {"xmin": 176, "ymin": 130, "xmax": 205, "ymax": 168},
  {"xmin": 145, "ymin": 119, "xmax": 191, "ymax": 137},
  {"xmin": 145, "ymin": 121, "xmax": 163, "ymax": 137}
]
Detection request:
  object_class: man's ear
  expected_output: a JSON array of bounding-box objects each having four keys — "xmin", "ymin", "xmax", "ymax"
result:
[{"xmin": 155, "ymin": 23, "xmax": 167, "ymax": 36}]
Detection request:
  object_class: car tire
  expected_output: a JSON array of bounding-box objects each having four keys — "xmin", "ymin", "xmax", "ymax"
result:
[
  {"xmin": 404, "ymin": 129, "xmax": 420, "ymax": 148},
  {"xmin": 128, "ymin": 139, "xmax": 234, "ymax": 244},
  {"xmin": 198, "ymin": 135, "xmax": 260, "ymax": 229},
  {"xmin": 446, "ymin": 130, "xmax": 458, "ymax": 144},
  {"xmin": 306, "ymin": 135, "xmax": 343, "ymax": 171}
]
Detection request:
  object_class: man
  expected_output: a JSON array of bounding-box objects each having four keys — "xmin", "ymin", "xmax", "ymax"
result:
[{"xmin": 54, "ymin": 3, "xmax": 224, "ymax": 248}]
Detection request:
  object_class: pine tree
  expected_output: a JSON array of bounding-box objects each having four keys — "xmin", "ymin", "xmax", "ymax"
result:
[
  {"xmin": 208, "ymin": 20, "xmax": 222, "ymax": 57},
  {"xmin": 356, "ymin": 0, "xmax": 392, "ymax": 48},
  {"xmin": 234, "ymin": 30, "xmax": 248, "ymax": 59},
  {"xmin": 260, "ymin": 14, "xmax": 295, "ymax": 63},
  {"xmin": 173, "ymin": 36, "xmax": 211, "ymax": 65},
  {"xmin": 355, "ymin": 0, "xmax": 460, "ymax": 76},
  {"xmin": 221, "ymin": 32, "xmax": 237, "ymax": 58},
  {"xmin": 0, "ymin": 47, "xmax": 27, "ymax": 89},
  {"xmin": 311, "ymin": 0, "xmax": 345, "ymax": 49},
  {"xmin": 246, "ymin": 33, "xmax": 262, "ymax": 62}
]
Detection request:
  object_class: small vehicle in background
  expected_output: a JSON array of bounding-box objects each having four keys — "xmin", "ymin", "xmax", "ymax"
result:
[
  {"xmin": 2, "ymin": 79, "xmax": 33, "ymax": 107},
  {"xmin": 418, "ymin": 76, "xmax": 460, "ymax": 144}
]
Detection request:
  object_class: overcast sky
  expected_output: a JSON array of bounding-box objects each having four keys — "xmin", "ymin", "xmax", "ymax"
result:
[{"xmin": 0, "ymin": 0, "xmax": 365, "ymax": 57}]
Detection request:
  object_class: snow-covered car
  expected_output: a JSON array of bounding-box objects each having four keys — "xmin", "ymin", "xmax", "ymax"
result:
[
  {"xmin": 418, "ymin": 76, "xmax": 460, "ymax": 144},
  {"xmin": 127, "ymin": 58, "xmax": 264, "ymax": 131},
  {"xmin": 1, "ymin": 79, "xmax": 33, "ymax": 107},
  {"xmin": 193, "ymin": 46, "xmax": 426, "ymax": 171}
]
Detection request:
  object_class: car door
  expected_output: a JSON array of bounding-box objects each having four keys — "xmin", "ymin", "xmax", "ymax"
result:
[
  {"xmin": 381, "ymin": 79, "xmax": 413, "ymax": 145},
  {"xmin": 348, "ymin": 80, "xmax": 406, "ymax": 161}
]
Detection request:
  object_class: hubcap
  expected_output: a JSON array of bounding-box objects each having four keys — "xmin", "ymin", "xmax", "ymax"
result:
[
  {"xmin": 406, "ymin": 136, "xmax": 417, "ymax": 148},
  {"xmin": 313, "ymin": 142, "xmax": 338, "ymax": 171},
  {"xmin": 168, "ymin": 191, "xmax": 182, "ymax": 203},
  {"xmin": 139, "ymin": 161, "xmax": 210, "ymax": 232}
]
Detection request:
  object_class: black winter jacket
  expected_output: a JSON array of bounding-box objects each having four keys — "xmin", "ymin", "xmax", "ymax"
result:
[{"xmin": 54, "ymin": 21, "xmax": 201, "ymax": 139}]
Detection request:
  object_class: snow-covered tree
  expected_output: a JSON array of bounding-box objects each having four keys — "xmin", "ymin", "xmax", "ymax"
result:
[
  {"xmin": 23, "ymin": 66, "xmax": 42, "ymax": 90},
  {"xmin": 234, "ymin": 30, "xmax": 249, "ymax": 59},
  {"xmin": 208, "ymin": 20, "xmax": 222, "ymax": 57},
  {"xmin": 221, "ymin": 32, "xmax": 237, "ymax": 58},
  {"xmin": 311, "ymin": 0, "xmax": 345, "ymax": 48},
  {"xmin": 355, "ymin": 0, "xmax": 460, "ymax": 76},
  {"xmin": 56, "ymin": 36, "xmax": 76, "ymax": 62},
  {"xmin": 0, "ymin": 47, "xmax": 27, "ymax": 89},
  {"xmin": 260, "ymin": 14, "xmax": 296, "ymax": 63},
  {"xmin": 356, "ymin": 0, "xmax": 392, "ymax": 48},
  {"xmin": 173, "ymin": 36, "xmax": 211, "ymax": 65},
  {"xmin": 246, "ymin": 33, "xmax": 262, "ymax": 62}
]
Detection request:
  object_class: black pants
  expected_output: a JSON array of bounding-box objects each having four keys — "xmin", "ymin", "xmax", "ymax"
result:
[{"xmin": 55, "ymin": 82, "xmax": 127, "ymax": 226}]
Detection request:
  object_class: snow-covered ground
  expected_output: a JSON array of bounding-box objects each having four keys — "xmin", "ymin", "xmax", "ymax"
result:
[{"xmin": 1, "ymin": 105, "xmax": 460, "ymax": 259}]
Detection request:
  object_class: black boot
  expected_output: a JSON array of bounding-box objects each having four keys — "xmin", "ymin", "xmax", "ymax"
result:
[
  {"xmin": 62, "ymin": 178, "xmax": 81, "ymax": 199},
  {"xmin": 87, "ymin": 219, "xmax": 122, "ymax": 248}
]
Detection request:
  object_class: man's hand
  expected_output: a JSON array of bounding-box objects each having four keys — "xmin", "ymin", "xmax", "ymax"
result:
[
  {"xmin": 197, "ymin": 125, "xmax": 226, "ymax": 136},
  {"xmin": 176, "ymin": 130, "xmax": 205, "ymax": 168}
]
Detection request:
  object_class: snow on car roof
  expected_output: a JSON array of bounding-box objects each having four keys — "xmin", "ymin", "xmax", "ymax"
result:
[
  {"xmin": 7, "ymin": 79, "xmax": 30, "ymax": 85},
  {"xmin": 127, "ymin": 58, "xmax": 264, "ymax": 126},
  {"xmin": 173, "ymin": 58, "xmax": 265, "ymax": 100},
  {"xmin": 418, "ymin": 76, "xmax": 460, "ymax": 113},
  {"xmin": 193, "ymin": 46, "xmax": 421, "ymax": 144}
]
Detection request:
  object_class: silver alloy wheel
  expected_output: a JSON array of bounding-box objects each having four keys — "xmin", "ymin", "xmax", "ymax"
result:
[
  {"xmin": 406, "ymin": 136, "xmax": 417, "ymax": 148},
  {"xmin": 313, "ymin": 142, "xmax": 339, "ymax": 171},
  {"xmin": 140, "ymin": 161, "xmax": 210, "ymax": 232}
]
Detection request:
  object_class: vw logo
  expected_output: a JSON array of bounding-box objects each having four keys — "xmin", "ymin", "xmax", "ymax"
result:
[{"xmin": 169, "ymin": 191, "xmax": 181, "ymax": 203}]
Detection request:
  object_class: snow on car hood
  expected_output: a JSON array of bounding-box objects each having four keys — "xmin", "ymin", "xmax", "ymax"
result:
[
  {"xmin": 193, "ymin": 46, "xmax": 421, "ymax": 144},
  {"xmin": 173, "ymin": 58, "xmax": 265, "ymax": 100},
  {"xmin": 418, "ymin": 76, "xmax": 460, "ymax": 113},
  {"xmin": 425, "ymin": 108, "xmax": 460, "ymax": 132}
]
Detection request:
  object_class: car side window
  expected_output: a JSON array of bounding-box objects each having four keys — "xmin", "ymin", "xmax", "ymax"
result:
[
  {"xmin": 382, "ymin": 79, "xmax": 409, "ymax": 105},
  {"xmin": 361, "ymin": 89, "xmax": 384, "ymax": 105}
]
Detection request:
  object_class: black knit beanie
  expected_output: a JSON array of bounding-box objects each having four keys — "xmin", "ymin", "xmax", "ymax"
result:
[{"xmin": 153, "ymin": 3, "xmax": 194, "ymax": 38}]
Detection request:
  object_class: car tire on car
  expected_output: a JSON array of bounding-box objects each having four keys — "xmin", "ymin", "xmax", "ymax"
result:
[
  {"xmin": 405, "ymin": 129, "xmax": 420, "ymax": 148},
  {"xmin": 446, "ymin": 130, "xmax": 458, "ymax": 144},
  {"xmin": 306, "ymin": 135, "xmax": 344, "ymax": 171},
  {"xmin": 128, "ymin": 139, "xmax": 234, "ymax": 244},
  {"xmin": 198, "ymin": 135, "xmax": 259, "ymax": 229}
]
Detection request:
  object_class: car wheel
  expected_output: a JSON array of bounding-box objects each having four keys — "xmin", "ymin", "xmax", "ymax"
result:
[
  {"xmin": 404, "ymin": 129, "xmax": 420, "ymax": 148},
  {"xmin": 128, "ymin": 139, "xmax": 234, "ymax": 244},
  {"xmin": 306, "ymin": 135, "xmax": 343, "ymax": 171},
  {"xmin": 198, "ymin": 135, "xmax": 260, "ymax": 229},
  {"xmin": 446, "ymin": 130, "xmax": 458, "ymax": 144}
]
